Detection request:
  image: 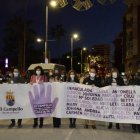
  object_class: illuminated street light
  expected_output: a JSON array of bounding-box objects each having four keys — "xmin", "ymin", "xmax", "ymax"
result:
[
  {"xmin": 83, "ymin": 47, "xmax": 87, "ymax": 51},
  {"xmin": 67, "ymin": 56, "xmax": 70, "ymax": 59},
  {"xmin": 45, "ymin": 0, "xmax": 58, "ymax": 63},
  {"xmin": 36, "ymin": 37, "xmax": 55, "ymax": 63},
  {"xmin": 78, "ymin": 62, "xmax": 81, "ymax": 65},
  {"xmin": 70, "ymin": 33, "xmax": 79, "ymax": 70},
  {"xmin": 36, "ymin": 38, "xmax": 43, "ymax": 43},
  {"xmin": 73, "ymin": 33, "xmax": 79, "ymax": 39},
  {"xmin": 81, "ymin": 47, "xmax": 87, "ymax": 73},
  {"xmin": 49, "ymin": 0, "xmax": 68, "ymax": 8},
  {"xmin": 36, "ymin": 38, "xmax": 48, "ymax": 63},
  {"xmin": 50, "ymin": 0, "xmax": 57, "ymax": 7}
]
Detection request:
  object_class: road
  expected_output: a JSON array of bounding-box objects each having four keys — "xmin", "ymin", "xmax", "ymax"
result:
[{"xmin": 0, "ymin": 118, "xmax": 139, "ymax": 140}]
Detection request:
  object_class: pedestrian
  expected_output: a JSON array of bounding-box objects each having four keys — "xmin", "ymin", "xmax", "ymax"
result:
[
  {"xmin": 30, "ymin": 66, "xmax": 48, "ymax": 128},
  {"xmin": 8, "ymin": 68, "xmax": 25, "ymax": 128},
  {"xmin": 104, "ymin": 68, "xmax": 124, "ymax": 129},
  {"xmin": 53, "ymin": 75, "xmax": 61, "ymax": 128},
  {"xmin": 129, "ymin": 73, "xmax": 140, "ymax": 133},
  {"xmin": 60, "ymin": 70, "xmax": 66, "ymax": 82},
  {"xmin": 121, "ymin": 72, "xmax": 128, "ymax": 85},
  {"xmin": 83, "ymin": 67, "xmax": 102, "ymax": 129},
  {"xmin": 67, "ymin": 70, "xmax": 79, "ymax": 128},
  {"xmin": 5, "ymin": 70, "xmax": 13, "ymax": 83}
]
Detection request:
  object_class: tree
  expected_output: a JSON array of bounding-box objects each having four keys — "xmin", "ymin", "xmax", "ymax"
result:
[
  {"xmin": 50, "ymin": 24, "xmax": 66, "ymax": 63},
  {"xmin": 3, "ymin": 16, "xmax": 36, "ymax": 71}
]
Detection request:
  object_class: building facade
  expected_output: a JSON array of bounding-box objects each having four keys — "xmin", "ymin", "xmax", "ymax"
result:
[
  {"xmin": 124, "ymin": 0, "xmax": 140, "ymax": 74},
  {"xmin": 113, "ymin": 33, "xmax": 125, "ymax": 72}
]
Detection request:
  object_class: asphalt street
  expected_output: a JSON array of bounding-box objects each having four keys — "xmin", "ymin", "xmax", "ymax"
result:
[{"xmin": 0, "ymin": 118, "xmax": 139, "ymax": 140}]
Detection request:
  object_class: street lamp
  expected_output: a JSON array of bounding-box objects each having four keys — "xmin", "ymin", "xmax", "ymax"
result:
[
  {"xmin": 71, "ymin": 33, "xmax": 79, "ymax": 70},
  {"xmin": 50, "ymin": 0, "xmax": 57, "ymax": 7},
  {"xmin": 36, "ymin": 37, "xmax": 56, "ymax": 63},
  {"xmin": 46, "ymin": 0, "xmax": 57, "ymax": 63},
  {"xmin": 81, "ymin": 47, "xmax": 87, "ymax": 73},
  {"xmin": 78, "ymin": 62, "xmax": 81, "ymax": 65},
  {"xmin": 66, "ymin": 55, "xmax": 70, "ymax": 59},
  {"xmin": 36, "ymin": 38, "xmax": 43, "ymax": 43},
  {"xmin": 36, "ymin": 38, "xmax": 48, "ymax": 63}
]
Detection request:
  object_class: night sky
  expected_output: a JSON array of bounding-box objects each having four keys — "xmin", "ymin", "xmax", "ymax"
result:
[{"xmin": 0, "ymin": 0, "xmax": 127, "ymax": 58}]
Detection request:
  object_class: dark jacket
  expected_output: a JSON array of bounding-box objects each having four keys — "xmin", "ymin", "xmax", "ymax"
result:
[
  {"xmin": 60, "ymin": 75, "xmax": 67, "ymax": 82},
  {"xmin": 10, "ymin": 76, "xmax": 25, "ymax": 84},
  {"xmin": 104, "ymin": 76, "xmax": 124, "ymax": 86},
  {"xmin": 83, "ymin": 76, "xmax": 102, "ymax": 87},
  {"xmin": 129, "ymin": 77, "xmax": 140, "ymax": 86},
  {"xmin": 67, "ymin": 77, "xmax": 79, "ymax": 83}
]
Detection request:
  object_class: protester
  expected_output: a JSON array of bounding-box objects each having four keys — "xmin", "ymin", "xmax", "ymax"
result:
[
  {"xmin": 8, "ymin": 68, "xmax": 25, "ymax": 128},
  {"xmin": 5, "ymin": 70, "xmax": 13, "ymax": 83},
  {"xmin": 52, "ymin": 70, "xmax": 67, "ymax": 127},
  {"xmin": 79, "ymin": 71, "xmax": 90, "ymax": 84},
  {"xmin": 121, "ymin": 72, "xmax": 128, "ymax": 85},
  {"xmin": 49, "ymin": 70, "xmax": 54, "ymax": 77},
  {"xmin": 83, "ymin": 67, "xmax": 102, "ymax": 129},
  {"xmin": 59, "ymin": 70, "xmax": 66, "ymax": 82},
  {"xmin": 52, "ymin": 75, "xmax": 61, "ymax": 128},
  {"xmin": 104, "ymin": 68, "xmax": 124, "ymax": 129},
  {"xmin": 30, "ymin": 66, "xmax": 48, "ymax": 128},
  {"xmin": 84, "ymin": 71, "xmax": 90, "ymax": 79},
  {"xmin": 79, "ymin": 73, "xmax": 84, "ymax": 84},
  {"xmin": 129, "ymin": 72, "xmax": 140, "ymax": 133},
  {"xmin": 67, "ymin": 70, "xmax": 79, "ymax": 128},
  {"xmin": 54, "ymin": 69, "xmax": 60, "ymax": 76}
]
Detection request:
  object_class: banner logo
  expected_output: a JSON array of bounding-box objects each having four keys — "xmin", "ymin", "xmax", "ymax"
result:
[{"xmin": 5, "ymin": 91, "xmax": 15, "ymax": 106}]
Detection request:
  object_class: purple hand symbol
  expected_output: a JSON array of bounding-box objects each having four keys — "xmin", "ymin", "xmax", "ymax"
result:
[{"xmin": 29, "ymin": 83, "xmax": 58, "ymax": 117}]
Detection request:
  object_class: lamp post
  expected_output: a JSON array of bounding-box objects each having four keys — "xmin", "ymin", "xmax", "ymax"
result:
[
  {"xmin": 36, "ymin": 38, "xmax": 48, "ymax": 63},
  {"xmin": 45, "ymin": 0, "xmax": 57, "ymax": 63},
  {"xmin": 70, "ymin": 33, "xmax": 79, "ymax": 70},
  {"xmin": 81, "ymin": 47, "xmax": 87, "ymax": 73},
  {"xmin": 36, "ymin": 37, "xmax": 56, "ymax": 63},
  {"xmin": 46, "ymin": 6, "xmax": 48, "ymax": 63}
]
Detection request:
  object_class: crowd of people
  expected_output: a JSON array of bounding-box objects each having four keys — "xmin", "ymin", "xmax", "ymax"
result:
[{"xmin": 0, "ymin": 66, "xmax": 140, "ymax": 133}]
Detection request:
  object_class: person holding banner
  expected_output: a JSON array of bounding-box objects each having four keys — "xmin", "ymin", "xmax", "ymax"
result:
[
  {"xmin": 8, "ymin": 68, "xmax": 25, "ymax": 128},
  {"xmin": 49, "ymin": 74, "xmax": 61, "ymax": 128},
  {"xmin": 104, "ymin": 68, "xmax": 124, "ymax": 130},
  {"xmin": 52, "ymin": 75, "xmax": 62, "ymax": 128},
  {"xmin": 67, "ymin": 70, "xmax": 79, "ymax": 128},
  {"xmin": 83, "ymin": 67, "xmax": 102, "ymax": 129},
  {"xmin": 52, "ymin": 71, "xmax": 67, "ymax": 128},
  {"xmin": 60, "ymin": 70, "xmax": 67, "ymax": 82},
  {"xmin": 129, "ymin": 73, "xmax": 140, "ymax": 133},
  {"xmin": 30, "ymin": 66, "xmax": 48, "ymax": 128}
]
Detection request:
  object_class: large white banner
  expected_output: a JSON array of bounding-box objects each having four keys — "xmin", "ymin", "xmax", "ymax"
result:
[{"xmin": 0, "ymin": 83, "xmax": 140, "ymax": 124}]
